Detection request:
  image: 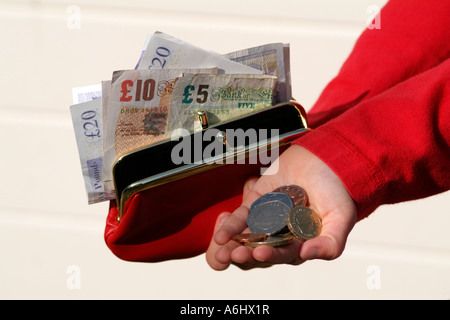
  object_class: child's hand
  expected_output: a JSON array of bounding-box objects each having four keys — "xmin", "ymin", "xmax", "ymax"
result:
[{"xmin": 206, "ymin": 144, "xmax": 358, "ymax": 270}]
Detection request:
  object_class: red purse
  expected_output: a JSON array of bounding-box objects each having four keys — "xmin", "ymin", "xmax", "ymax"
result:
[{"xmin": 104, "ymin": 101, "xmax": 309, "ymax": 262}]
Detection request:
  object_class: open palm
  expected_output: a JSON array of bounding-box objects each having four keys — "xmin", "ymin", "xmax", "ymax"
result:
[{"xmin": 206, "ymin": 144, "xmax": 358, "ymax": 270}]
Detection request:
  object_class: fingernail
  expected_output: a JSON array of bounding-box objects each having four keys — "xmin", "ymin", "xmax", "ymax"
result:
[
  {"xmin": 245, "ymin": 177, "xmax": 257, "ymax": 191},
  {"xmin": 217, "ymin": 212, "xmax": 230, "ymax": 226}
]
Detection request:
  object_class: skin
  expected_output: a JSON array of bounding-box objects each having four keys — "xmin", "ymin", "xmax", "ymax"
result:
[{"xmin": 205, "ymin": 144, "xmax": 358, "ymax": 270}]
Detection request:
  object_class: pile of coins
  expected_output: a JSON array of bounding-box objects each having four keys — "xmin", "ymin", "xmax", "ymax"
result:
[{"xmin": 232, "ymin": 185, "xmax": 322, "ymax": 247}]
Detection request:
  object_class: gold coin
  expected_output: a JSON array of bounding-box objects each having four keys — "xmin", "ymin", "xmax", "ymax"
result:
[
  {"xmin": 232, "ymin": 233, "xmax": 267, "ymax": 245},
  {"xmin": 287, "ymin": 206, "xmax": 322, "ymax": 241},
  {"xmin": 243, "ymin": 233, "xmax": 294, "ymax": 247}
]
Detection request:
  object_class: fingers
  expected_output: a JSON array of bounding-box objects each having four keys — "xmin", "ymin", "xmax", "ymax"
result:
[
  {"xmin": 229, "ymin": 239, "xmax": 305, "ymax": 270},
  {"xmin": 242, "ymin": 176, "xmax": 258, "ymax": 199},
  {"xmin": 208, "ymin": 199, "xmax": 355, "ymax": 270},
  {"xmin": 299, "ymin": 236, "xmax": 340, "ymax": 261},
  {"xmin": 251, "ymin": 241, "xmax": 304, "ymax": 265},
  {"xmin": 206, "ymin": 177, "xmax": 262, "ymax": 270},
  {"xmin": 214, "ymin": 178, "xmax": 265, "ymax": 246},
  {"xmin": 205, "ymin": 212, "xmax": 232, "ymax": 270},
  {"xmin": 214, "ymin": 206, "xmax": 250, "ymax": 245},
  {"xmin": 299, "ymin": 206, "xmax": 356, "ymax": 261},
  {"xmin": 208, "ymin": 210, "xmax": 352, "ymax": 270},
  {"xmin": 206, "ymin": 144, "xmax": 358, "ymax": 270},
  {"xmin": 228, "ymin": 240, "xmax": 299, "ymax": 269},
  {"xmin": 228, "ymin": 204, "xmax": 355, "ymax": 268}
]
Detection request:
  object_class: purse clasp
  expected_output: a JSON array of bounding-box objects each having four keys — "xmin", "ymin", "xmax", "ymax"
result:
[{"xmin": 197, "ymin": 110, "xmax": 209, "ymax": 129}]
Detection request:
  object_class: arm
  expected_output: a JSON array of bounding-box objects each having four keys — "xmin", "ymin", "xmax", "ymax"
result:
[
  {"xmin": 206, "ymin": 58, "xmax": 450, "ymax": 270},
  {"xmin": 295, "ymin": 57, "xmax": 450, "ymax": 220},
  {"xmin": 308, "ymin": 0, "xmax": 450, "ymax": 128},
  {"xmin": 206, "ymin": 0, "xmax": 450, "ymax": 270}
]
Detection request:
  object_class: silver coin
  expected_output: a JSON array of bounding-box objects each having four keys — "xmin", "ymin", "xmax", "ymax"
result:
[
  {"xmin": 247, "ymin": 200, "xmax": 292, "ymax": 235},
  {"xmin": 250, "ymin": 192, "xmax": 293, "ymax": 212}
]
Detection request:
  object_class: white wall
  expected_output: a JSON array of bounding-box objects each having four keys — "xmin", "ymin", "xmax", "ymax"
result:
[{"xmin": 1, "ymin": 0, "xmax": 449, "ymax": 300}]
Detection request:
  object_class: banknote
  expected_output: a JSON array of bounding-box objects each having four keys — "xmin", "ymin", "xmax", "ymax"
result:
[
  {"xmin": 100, "ymin": 80, "xmax": 116, "ymax": 196},
  {"xmin": 224, "ymin": 43, "xmax": 292, "ymax": 102},
  {"xmin": 134, "ymin": 34, "xmax": 152, "ymax": 69},
  {"xmin": 166, "ymin": 73, "xmax": 277, "ymax": 135},
  {"xmin": 72, "ymin": 84, "xmax": 102, "ymax": 104},
  {"xmin": 71, "ymin": 32, "xmax": 294, "ymax": 205},
  {"xmin": 138, "ymin": 31, "xmax": 263, "ymax": 75},
  {"xmin": 70, "ymin": 99, "xmax": 115, "ymax": 204},
  {"xmin": 102, "ymin": 67, "xmax": 219, "ymax": 185}
]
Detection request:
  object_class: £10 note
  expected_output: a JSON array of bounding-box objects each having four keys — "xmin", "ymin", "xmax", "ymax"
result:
[{"xmin": 102, "ymin": 67, "xmax": 219, "ymax": 186}]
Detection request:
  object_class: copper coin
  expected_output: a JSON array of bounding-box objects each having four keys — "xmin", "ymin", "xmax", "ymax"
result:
[
  {"xmin": 232, "ymin": 233, "xmax": 267, "ymax": 245},
  {"xmin": 273, "ymin": 185, "xmax": 308, "ymax": 206},
  {"xmin": 243, "ymin": 233, "xmax": 294, "ymax": 247},
  {"xmin": 287, "ymin": 206, "xmax": 322, "ymax": 241}
]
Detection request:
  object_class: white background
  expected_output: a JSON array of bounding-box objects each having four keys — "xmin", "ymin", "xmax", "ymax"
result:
[{"xmin": 0, "ymin": 0, "xmax": 449, "ymax": 299}]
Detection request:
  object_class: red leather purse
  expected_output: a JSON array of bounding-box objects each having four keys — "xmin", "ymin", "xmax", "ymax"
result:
[{"xmin": 104, "ymin": 101, "xmax": 309, "ymax": 262}]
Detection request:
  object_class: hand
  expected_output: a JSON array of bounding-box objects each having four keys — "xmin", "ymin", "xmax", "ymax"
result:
[{"xmin": 205, "ymin": 144, "xmax": 357, "ymax": 270}]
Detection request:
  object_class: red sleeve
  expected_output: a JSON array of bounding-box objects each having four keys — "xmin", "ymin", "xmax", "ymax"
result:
[
  {"xmin": 293, "ymin": 0, "xmax": 450, "ymax": 220},
  {"xmin": 308, "ymin": 0, "xmax": 450, "ymax": 128},
  {"xmin": 294, "ymin": 57, "xmax": 450, "ymax": 220}
]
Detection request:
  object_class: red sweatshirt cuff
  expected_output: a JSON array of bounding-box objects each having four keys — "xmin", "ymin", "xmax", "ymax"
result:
[
  {"xmin": 293, "ymin": 127, "xmax": 382, "ymax": 220},
  {"xmin": 294, "ymin": 57, "xmax": 450, "ymax": 220}
]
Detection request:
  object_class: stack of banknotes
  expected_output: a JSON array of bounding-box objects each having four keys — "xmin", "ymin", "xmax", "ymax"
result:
[{"xmin": 70, "ymin": 31, "xmax": 292, "ymax": 204}]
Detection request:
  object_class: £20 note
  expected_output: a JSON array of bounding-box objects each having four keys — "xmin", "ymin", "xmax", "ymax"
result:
[
  {"xmin": 224, "ymin": 43, "xmax": 292, "ymax": 102},
  {"xmin": 70, "ymin": 99, "xmax": 115, "ymax": 204},
  {"xmin": 138, "ymin": 31, "xmax": 263, "ymax": 75}
]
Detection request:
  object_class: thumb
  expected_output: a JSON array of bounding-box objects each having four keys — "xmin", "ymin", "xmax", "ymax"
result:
[{"xmin": 243, "ymin": 176, "xmax": 259, "ymax": 200}]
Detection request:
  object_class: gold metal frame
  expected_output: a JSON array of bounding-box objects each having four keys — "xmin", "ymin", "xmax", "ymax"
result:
[
  {"xmin": 117, "ymin": 127, "xmax": 309, "ymax": 220},
  {"xmin": 112, "ymin": 100, "xmax": 309, "ymax": 221}
]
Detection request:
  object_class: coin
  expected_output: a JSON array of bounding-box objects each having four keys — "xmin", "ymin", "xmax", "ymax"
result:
[
  {"xmin": 247, "ymin": 200, "xmax": 292, "ymax": 235},
  {"xmin": 232, "ymin": 233, "xmax": 267, "ymax": 245},
  {"xmin": 272, "ymin": 185, "xmax": 308, "ymax": 206},
  {"xmin": 250, "ymin": 192, "xmax": 293, "ymax": 212},
  {"xmin": 243, "ymin": 233, "xmax": 294, "ymax": 247},
  {"xmin": 287, "ymin": 206, "xmax": 322, "ymax": 241}
]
